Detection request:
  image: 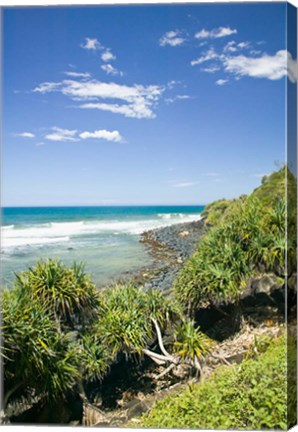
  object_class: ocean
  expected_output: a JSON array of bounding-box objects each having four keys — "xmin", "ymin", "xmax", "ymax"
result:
[{"xmin": 1, "ymin": 206, "xmax": 204, "ymax": 287}]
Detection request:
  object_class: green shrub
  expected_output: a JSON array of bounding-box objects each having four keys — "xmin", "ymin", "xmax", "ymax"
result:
[
  {"xmin": 140, "ymin": 336, "xmax": 287, "ymax": 430},
  {"xmin": 174, "ymin": 192, "xmax": 294, "ymax": 309},
  {"xmin": 2, "ymin": 288, "xmax": 81, "ymax": 402},
  {"xmin": 96, "ymin": 284, "xmax": 181, "ymax": 357}
]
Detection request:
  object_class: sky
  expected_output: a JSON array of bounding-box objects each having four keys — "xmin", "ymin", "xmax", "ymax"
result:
[{"xmin": 2, "ymin": 2, "xmax": 296, "ymax": 206}]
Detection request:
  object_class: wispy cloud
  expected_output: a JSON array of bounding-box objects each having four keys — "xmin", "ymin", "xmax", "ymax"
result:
[
  {"xmin": 191, "ymin": 48, "xmax": 219, "ymax": 66},
  {"xmin": 79, "ymin": 102, "xmax": 152, "ymax": 119},
  {"xmin": 64, "ymin": 71, "xmax": 91, "ymax": 79},
  {"xmin": 195, "ymin": 26, "xmax": 237, "ymax": 39},
  {"xmin": 216, "ymin": 79, "xmax": 228, "ymax": 86},
  {"xmin": 173, "ymin": 181, "xmax": 199, "ymax": 188},
  {"xmin": 79, "ymin": 129, "xmax": 123, "ymax": 142},
  {"xmin": 45, "ymin": 127, "xmax": 78, "ymax": 142},
  {"xmin": 223, "ymin": 41, "xmax": 250, "ymax": 53},
  {"xmin": 201, "ymin": 65, "xmax": 220, "ymax": 73},
  {"xmin": 81, "ymin": 37, "xmax": 102, "ymax": 50},
  {"xmin": 165, "ymin": 94, "xmax": 192, "ymax": 104},
  {"xmin": 159, "ymin": 30, "xmax": 185, "ymax": 47},
  {"xmin": 44, "ymin": 127, "xmax": 124, "ymax": 143},
  {"xmin": 101, "ymin": 64, "xmax": 123, "ymax": 76},
  {"xmin": 15, "ymin": 132, "xmax": 35, "ymax": 138},
  {"xmin": 191, "ymin": 45, "xmax": 297, "ymax": 83},
  {"xmin": 224, "ymin": 50, "xmax": 296, "ymax": 82},
  {"xmin": 33, "ymin": 79, "xmax": 165, "ymax": 119},
  {"xmin": 101, "ymin": 50, "xmax": 116, "ymax": 62}
]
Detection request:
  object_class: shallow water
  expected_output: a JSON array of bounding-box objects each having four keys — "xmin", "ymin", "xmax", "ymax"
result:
[{"xmin": 1, "ymin": 206, "xmax": 204, "ymax": 287}]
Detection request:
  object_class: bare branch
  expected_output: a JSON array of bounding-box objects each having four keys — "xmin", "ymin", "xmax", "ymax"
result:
[
  {"xmin": 154, "ymin": 363, "xmax": 176, "ymax": 380},
  {"xmin": 211, "ymin": 352, "xmax": 231, "ymax": 366},
  {"xmin": 142, "ymin": 348, "xmax": 169, "ymax": 365},
  {"xmin": 151, "ymin": 318, "xmax": 174, "ymax": 360}
]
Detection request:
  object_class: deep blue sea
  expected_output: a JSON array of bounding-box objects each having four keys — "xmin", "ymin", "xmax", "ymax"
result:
[{"xmin": 1, "ymin": 206, "xmax": 204, "ymax": 287}]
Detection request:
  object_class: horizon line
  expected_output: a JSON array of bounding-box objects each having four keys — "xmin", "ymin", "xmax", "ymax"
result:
[{"xmin": 1, "ymin": 203, "xmax": 207, "ymax": 209}]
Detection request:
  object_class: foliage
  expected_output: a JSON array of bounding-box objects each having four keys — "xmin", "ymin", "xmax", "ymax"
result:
[
  {"xmin": 174, "ymin": 166, "xmax": 297, "ymax": 309},
  {"xmin": 139, "ymin": 336, "xmax": 287, "ymax": 430},
  {"xmin": 13, "ymin": 259, "xmax": 99, "ymax": 329},
  {"xmin": 173, "ymin": 319, "xmax": 213, "ymax": 360},
  {"xmin": 96, "ymin": 284, "xmax": 181, "ymax": 357},
  {"xmin": 2, "ymin": 288, "xmax": 81, "ymax": 402},
  {"xmin": 287, "ymin": 335, "xmax": 297, "ymax": 428},
  {"xmin": 201, "ymin": 196, "xmax": 246, "ymax": 226},
  {"xmin": 1, "ymin": 265, "xmax": 184, "ymax": 406}
]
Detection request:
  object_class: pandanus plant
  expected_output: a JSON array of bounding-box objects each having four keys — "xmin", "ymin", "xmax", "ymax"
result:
[{"xmin": 96, "ymin": 284, "xmax": 212, "ymax": 380}]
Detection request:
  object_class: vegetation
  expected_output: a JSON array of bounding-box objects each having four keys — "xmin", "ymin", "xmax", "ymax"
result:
[
  {"xmin": 1, "ymin": 166, "xmax": 296, "ymax": 427},
  {"xmin": 174, "ymin": 167, "xmax": 297, "ymax": 310},
  {"xmin": 139, "ymin": 335, "xmax": 288, "ymax": 430},
  {"xmin": 1, "ymin": 262, "xmax": 212, "ymax": 409}
]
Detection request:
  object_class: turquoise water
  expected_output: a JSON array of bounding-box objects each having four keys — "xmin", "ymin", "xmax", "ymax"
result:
[{"xmin": 1, "ymin": 206, "xmax": 204, "ymax": 287}]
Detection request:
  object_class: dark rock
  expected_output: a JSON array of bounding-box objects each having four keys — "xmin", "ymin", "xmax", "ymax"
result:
[{"xmin": 252, "ymin": 275, "xmax": 276, "ymax": 295}]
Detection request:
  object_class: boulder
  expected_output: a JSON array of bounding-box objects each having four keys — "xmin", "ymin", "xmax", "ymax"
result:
[
  {"xmin": 179, "ymin": 231, "xmax": 189, "ymax": 238},
  {"xmin": 240, "ymin": 274, "xmax": 283, "ymax": 307}
]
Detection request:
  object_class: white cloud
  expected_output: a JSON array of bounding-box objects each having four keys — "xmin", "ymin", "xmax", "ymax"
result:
[
  {"xmin": 79, "ymin": 102, "xmax": 153, "ymax": 119},
  {"xmin": 238, "ymin": 41, "xmax": 250, "ymax": 49},
  {"xmin": 224, "ymin": 41, "xmax": 250, "ymax": 53},
  {"xmin": 101, "ymin": 64, "xmax": 123, "ymax": 76},
  {"xmin": 173, "ymin": 181, "xmax": 199, "ymax": 188},
  {"xmin": 81, "ymin": 37, "xmax": 102, "ymax": 50},
  {"xmin": 223, "ymin": 41, "xmax": 237, "ymax": 53},
  {"xmin": 201, "ymin": 65, "xmax": 220, "ymax": 73},
  {"xmin": 216, "ymin": 79, "xmax": 228, "ymax": 86},
  {"xmin": 165, "ymin": 94, "xmax": 192, "ymax": 104},
  {"xmin": 191, "ymin": 46, "xmax": 297, "ymax": 84},
  {"xmin": 101, "ymin": 50, "xmax": 116, "ymax": 62},
  {"xmin": 176, "ymin": 94, "xmax": 191, "ymax": 100},
  {"xmin": 195, "ymin": 26, "xmax": 237, "ymax": 39},
  {"xmin": 45, "ymin": 127, "xmax": 78, "ymax": 142},
  {"xmin": 159, "ymin": 30, "xmax": 185, "ymax": 47},
  {"xmin": 43, "ymin": 127, "xmax": 124, "ymax": 143},
  {"xmin": 36, "ymin": 142, "xmax": 45, "ymax": 147},
  {"xmin": 79, "ymin": 129, "xmax": 123, "ymax": 142},
  {"xmin": 224, "ymin": 50, "xmax": 297, "ymax": 82},
  {"xmin": 15, "ymin": 132, "xmax": 35, "ymax": 138},
  {"xmin": 33, "ymin": 79, "xmax": 165, "ymax": 119},
  {"xmin": 34, "ymin": 82, "xmax": 62, "ymax": 93},
  {"xmin": 191, "ymin": 48, "xmax": 219, "ymax": 66},
  {"xmin": 64, "ymin": 71, "xmax": 91, "ymax": 79}
]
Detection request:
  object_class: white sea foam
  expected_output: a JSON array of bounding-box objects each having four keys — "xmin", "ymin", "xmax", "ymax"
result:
[
  {"xmin": 2, "ymin": 224, "xmax": 14, "ymax": 230},
  {"xmin": 1, "ymin": 213, "xmax": 201, "ymax": 251},
  {"xmin": 3, "ymin": 236, "xmax": 70, "ymax": 248}
]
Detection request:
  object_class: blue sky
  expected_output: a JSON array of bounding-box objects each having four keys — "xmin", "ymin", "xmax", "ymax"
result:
[{"xmin": 2, "ymin": 2, "xmax": 295, "ymax": 206}]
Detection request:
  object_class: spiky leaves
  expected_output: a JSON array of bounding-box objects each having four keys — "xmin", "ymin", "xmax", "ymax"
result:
[
  {"xmin": 13, "ymin": 259, "xmax": 99, "ymax": 329},
  {"xmin": 174, "ymin": 195, "xmax": 293, "ymax": 310},
  {"xmin": 174, "ymin": 319, "xmax": 213, "ymax": 361},
  {"xmin": 2, "ymin": 288, "xmax": 80, "ymax": 404},
  {"xmin": 96, "ymin": 284, "xmax": 181, "ymax": 358}
]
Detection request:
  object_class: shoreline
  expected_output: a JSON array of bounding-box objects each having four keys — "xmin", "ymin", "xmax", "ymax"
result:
[{"xmin": 117, "ymin": 218, "xmax": 206, "ymax": 294}]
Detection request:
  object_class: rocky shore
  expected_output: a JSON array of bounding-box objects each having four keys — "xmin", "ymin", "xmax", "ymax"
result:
[{"xmin": 127, "ymin": 219, "xmax": 206, "ymax": 293}]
